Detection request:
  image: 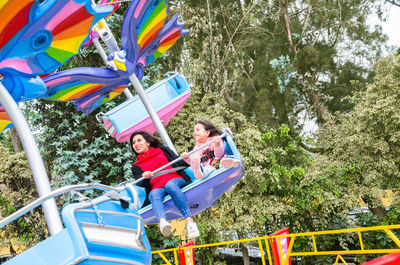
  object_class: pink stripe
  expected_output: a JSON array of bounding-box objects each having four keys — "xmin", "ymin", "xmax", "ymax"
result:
[
  {"xmin": 117, "ymin": 93, "xmax": 191, "ymax": 142},
  {"xmin": 103, "ymin": 120, "xmax": 112, "ymax": 129},
  {"xmin": 134, "ymin": 0, "xmax": 146, "ymax": 18},
  {"xmin": 160, "ymin": 28, "xmax": 180, "ymax": 43},
  {"xmin": 0, "ymin": 59, "xmax": 32, "ymax": 74},
  {"xmin": 45, "ymin": 76, "xmax": 71, "ymax": 87},
  {"xmin": 80, "ymin": 95, "xmax": 100, "ymax": 108},
  {"xmin": 46, "ymin": 1, "xmax": 80, "ymax": 31},
  {"xmin": 137, "ymin": 57, "xmax": 146, "ymax": 65}
]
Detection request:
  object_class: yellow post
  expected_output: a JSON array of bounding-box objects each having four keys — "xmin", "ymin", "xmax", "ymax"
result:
[
  {"xmin": 173, "ymin": 249, "xmax": 179, "ymax": 265},
  {"xmin": 258, "ymin": 239, "xmax": 267, "ymax": 265},
  {"xmin": 358, "ymin": 231, "xmax": 364, "ymax": 250},
  {"xmin": 264, "ymin": 238, "xmax": 274, "ymax": 265}
]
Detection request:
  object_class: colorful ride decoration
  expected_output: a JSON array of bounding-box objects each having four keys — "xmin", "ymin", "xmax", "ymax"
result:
[
  {"xmin": 43, "ymin": 0, "xmax": 189, "ymax": 115},
  {"xmin": 0, "ymin": 0, "xmax": 114, "ymax": 133},
  {"xmin": 0, "ymin": 107, "xmax": 12, "ymax": 132},
  {"xmin": 82, "ymin": 0, "xmax": 122, "ymax": 47}
]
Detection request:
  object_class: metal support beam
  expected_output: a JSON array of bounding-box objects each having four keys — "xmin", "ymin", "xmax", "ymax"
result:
[
  {"xmin": 0, "ymin": 82, "xmax": 63, "ymax": 235},
  {"xmin": 128, "ymin": 74, "xmax": 177, "ymax": 153},
  {"xmin": 92, "ymin": 37, "xmax": 108, "ymax": 65}
]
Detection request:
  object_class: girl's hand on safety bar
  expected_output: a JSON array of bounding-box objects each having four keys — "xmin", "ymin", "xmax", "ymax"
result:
[
  {"xmin": 143, "ymin": 171, "xmax": 153, "ymax": 179},
  {"xmin": 180, "ymin": 152, "xmax": 189, "ymax": 159},
  {"xmin": 214, "ymin": 136, "xmax": 222, "ymax": 147}
]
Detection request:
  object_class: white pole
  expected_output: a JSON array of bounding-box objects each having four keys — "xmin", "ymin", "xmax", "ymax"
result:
[
  {"xmin": 128, "ymin": 74, "xmax": 176, "ymax": 153},
  {"xmin": 0, "ymin": 82, "xmax": 63, "ymax": 235},
  {"xmin": 92, "ymin": 37, "xmax": 108, "ymax": 65}
]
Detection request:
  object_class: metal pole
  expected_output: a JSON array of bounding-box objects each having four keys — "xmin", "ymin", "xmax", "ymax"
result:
[
  {"xmin": 0, "ymin": 82, "xmax": 63, "ymax": 235},
  {"xmin": 128, "ymin": 74, "xmax": 177, "ymax": 153},
  {"xmin": 0, "ymin": 182, "xmax": 124, "ymax": 230},
  {"xmin": 92, "ymin": 37, "xmax": 108, "ymax": 65}
]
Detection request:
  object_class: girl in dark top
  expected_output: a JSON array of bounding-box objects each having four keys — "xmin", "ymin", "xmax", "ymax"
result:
[{"xmin": 130, "ymin": 131, "xmax": 199, "ymax": 239}]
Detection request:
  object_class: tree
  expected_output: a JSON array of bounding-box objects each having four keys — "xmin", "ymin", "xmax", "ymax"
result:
[
  {"xmin": 165, "ymin": 87, "xmax": 358, "ymax": 264},
  {"xmin": 318, "ymin": 54, "xmax": 400, "ymax": 217},
  {"xmin": 0, "ymin": 144, "xmax": 47, "ymax": 251},
  {"xmin": 174, "ymin": 0, "xmax": 390, "ymax": 136}
]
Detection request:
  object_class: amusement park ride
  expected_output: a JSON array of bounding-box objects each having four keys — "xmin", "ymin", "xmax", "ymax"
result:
[{"xmin": 0, "ymin": 0, "xmax": 244, "ymax": 264}]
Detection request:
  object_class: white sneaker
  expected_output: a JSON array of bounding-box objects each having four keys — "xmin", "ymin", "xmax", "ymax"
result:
[
  {"xmin": 159, "ymin": 219, "xmax": 172, "ymax": 236},
  {"xmin": 187, "ymin": 221, "xmax": 200, "ymax": 239}
]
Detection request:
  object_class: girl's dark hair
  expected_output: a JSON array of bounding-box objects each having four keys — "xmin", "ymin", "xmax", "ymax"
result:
[
  {"xmin": 195, "ymin": 120, "xmax": 222, "ymax": 137},
  {"xmin": 129, "ymin": 131, "xmax": 162, "ymax": 155}
]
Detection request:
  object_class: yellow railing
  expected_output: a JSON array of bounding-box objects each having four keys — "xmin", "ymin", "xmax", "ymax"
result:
[{"xmin": 151, "ymin": 224, "xmax": 400, "ymax": 265}]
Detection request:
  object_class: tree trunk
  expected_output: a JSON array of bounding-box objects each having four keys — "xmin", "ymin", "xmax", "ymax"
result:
[
  {"xmin": 10, "ymin": 127, "xmax": 22, "ymax": 153},
  {"xmin": 241, "ymin": 242, "xmax": 250, "ymax": 265},
  {"xmin": 362, "ymin": 195, "xmax": 388, "ymax": 217}
]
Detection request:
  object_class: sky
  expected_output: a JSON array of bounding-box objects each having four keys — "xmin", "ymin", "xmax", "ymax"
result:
[{"xmin": 380, "ymin": 5, "xmax": 400, "ymax": 48}]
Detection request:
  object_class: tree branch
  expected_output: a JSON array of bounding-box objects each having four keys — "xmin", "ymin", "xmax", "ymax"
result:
[{"xmin": 386, "ymin": 0, "xmax": 400, "ymax": 8}]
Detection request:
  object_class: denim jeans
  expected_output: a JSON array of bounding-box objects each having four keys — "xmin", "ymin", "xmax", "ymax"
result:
[{"xmin": 149, "ymin": 177, "xmax": 191, "ymax": 220}]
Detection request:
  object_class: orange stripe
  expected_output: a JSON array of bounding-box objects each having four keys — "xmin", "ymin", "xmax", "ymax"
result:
[
  {"xmin": 160, "ymin": 36, "xmax": 179, "ymax": 48},
  {"xmin": 0, "ymin": 0, "xmax": 34, "ymax": 34},
  {"xmin": 138, "ymin": 20, "xmax": 164, "ymax": 47},
  {"xmin": 53, "ymin": 15, "xmax": 94, "ymax": 41},
  {"xmin": 0, "ymin": 112, "xmax": 10, "ymax": 120},
  {"xmin": 64, "ymin": 84, "xmax": 104, "ymax": 101},
  {"xmin": 114, "ymin": 86, "xmax": 127, "ymax": 93}
]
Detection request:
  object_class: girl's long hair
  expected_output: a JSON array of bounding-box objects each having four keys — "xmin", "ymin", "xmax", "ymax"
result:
[
  {"xmin": 195, "ymin": 120, "xmax": 222, "ymax": 137},
  {"xmin": 129, "ymin": 131, "xmax": 163, "ymax": 155}
]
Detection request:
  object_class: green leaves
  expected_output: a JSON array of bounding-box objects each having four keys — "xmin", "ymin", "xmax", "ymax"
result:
[{"xmin": 0, "ymin": 144, "xmax": 47, "ymax": 249}]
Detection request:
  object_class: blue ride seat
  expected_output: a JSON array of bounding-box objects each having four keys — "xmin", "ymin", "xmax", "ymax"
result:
[
  {"xmin": 137, "ymin": 131, "xmax": 244, "ymax": 225},
  {"xmin": 4, "ymin": 186, "xmax": 152, "ymax": 265}
]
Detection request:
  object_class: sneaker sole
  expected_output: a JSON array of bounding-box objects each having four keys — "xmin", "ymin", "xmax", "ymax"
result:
[{"xmin": 162, "ymin": 225, "xmax": 172, "ymax": 236}]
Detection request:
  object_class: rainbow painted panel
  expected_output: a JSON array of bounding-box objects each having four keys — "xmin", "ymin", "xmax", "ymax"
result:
[
  {"xmin": 137, "ymin": 0, "xmax": 167, "ymax": 50},
  {"xmin": 0, "ymin": 0, "xmax": 113, "ymax": 77},
  {"xmin": 43, "ymin": 67, "xmax": 129, "ymax": 114},
  {"xmin": 0, "ymin": 0, "xmax": 35, "ymax": 52},
  {"xmin": 0, "ymin": 107, "xmax": 13, "ymax": 134},
  {"xmin": 42, "ymin": 0, "xmax": 188, "ymax": 114},
  {"xmin": 142, "ymin": 19, "xmax": 186, "ymax": 65},
  {"xmin": 120, "ymin": 0, "xmax": 189, "ymax": 78}
]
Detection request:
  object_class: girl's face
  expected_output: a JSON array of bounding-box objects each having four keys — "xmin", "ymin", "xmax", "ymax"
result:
[
  {"xmin": 193, "ymin": 123, "xmax": 210, "ymax": 143},
  {"xmin": 132, "ymin": 134, "xmax": 150, "ymax": 155}
]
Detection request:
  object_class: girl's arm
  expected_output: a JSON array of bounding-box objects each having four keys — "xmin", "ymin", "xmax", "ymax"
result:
[{"xmin": 213, "ymin": 136, "xmax": 225, "ymax": 159}]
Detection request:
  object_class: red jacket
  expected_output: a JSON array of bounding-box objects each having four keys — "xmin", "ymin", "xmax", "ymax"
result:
[{"xmin": 134, "ymin": 147, "xmax": 182, "ymax": 190}]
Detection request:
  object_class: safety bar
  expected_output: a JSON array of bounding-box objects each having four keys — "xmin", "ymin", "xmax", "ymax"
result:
[
  {"xmin": 131, "ymin": 132, "xmax": 227, "ymax": 185},
  {"xmin": 0, "ymin": 183, "xmax": 126, "ymax": 229}
]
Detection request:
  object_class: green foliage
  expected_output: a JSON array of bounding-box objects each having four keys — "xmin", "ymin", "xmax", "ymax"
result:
[
  {"xmin": 0, "ymin": 144, "xmax": 47, "ymax": 250},
  {"xmin": 146, "ymin": 225, "xmax": 179, "ymax": 264},
  {"xmin": 269, "ymin": 55, "xmax": 297, "ymax": 93},
  {"xmin": 176, "ymin": 0, "xmax": 390, "ymax": 131},
  {"xmin": 319, "ymin": 54, "xmax": 400, "ymax": 210}
]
